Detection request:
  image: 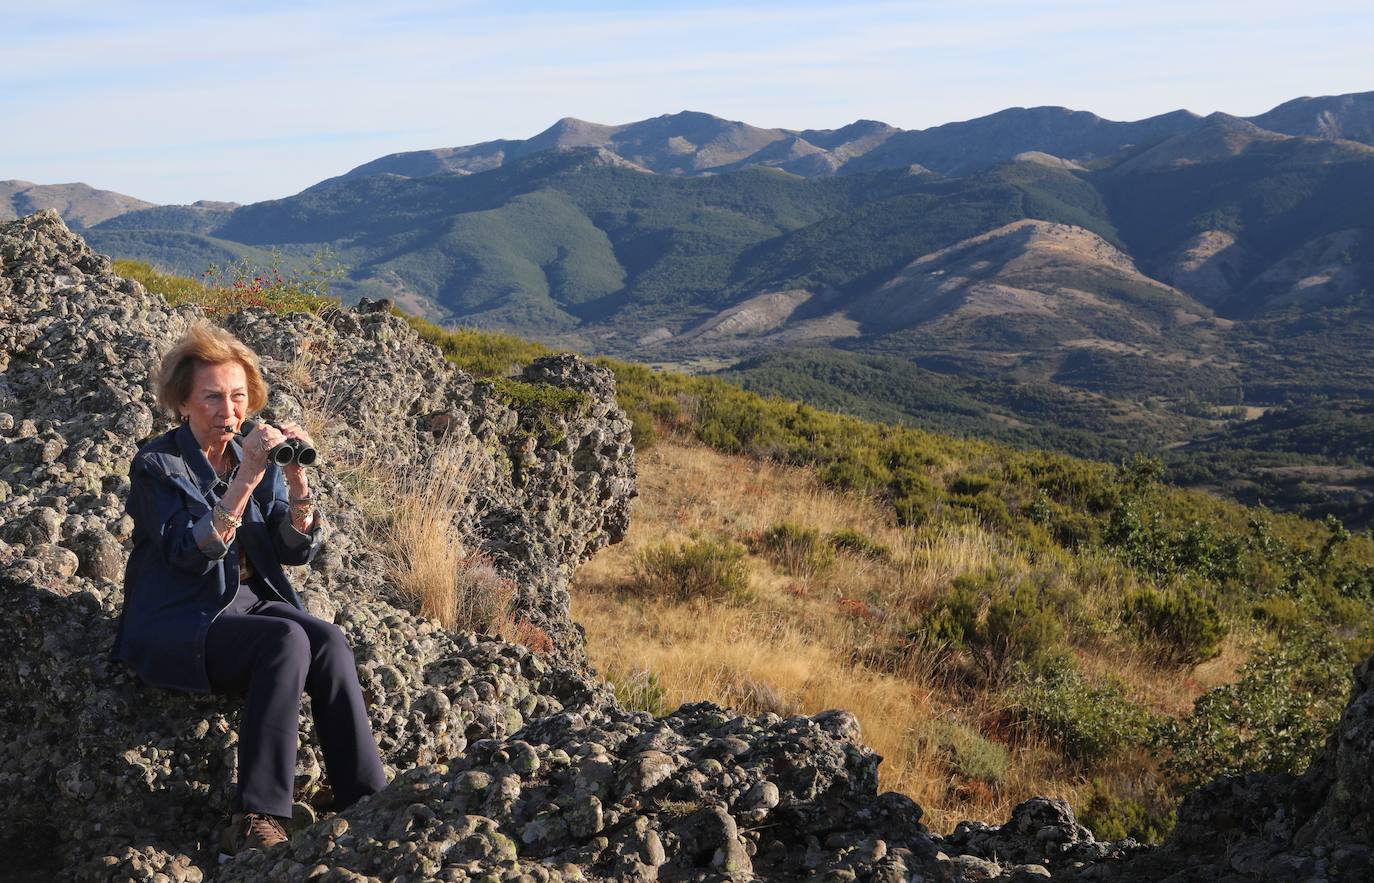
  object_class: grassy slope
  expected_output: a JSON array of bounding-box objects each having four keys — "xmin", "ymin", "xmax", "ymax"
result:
[{"xmin": 569, "ymin": 438, "xmax": 1243, "ymax": 829}]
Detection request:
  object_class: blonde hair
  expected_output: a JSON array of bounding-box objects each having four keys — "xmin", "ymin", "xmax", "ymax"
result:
[{"xmin": 155, "ymin": 323, "xmax": 268, "ymax": 419}]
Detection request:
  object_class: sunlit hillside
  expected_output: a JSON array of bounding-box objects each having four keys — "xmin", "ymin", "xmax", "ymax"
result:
[{"xmin": 570, "ymin": 438, "xmax": 1254, "ymax": 833}]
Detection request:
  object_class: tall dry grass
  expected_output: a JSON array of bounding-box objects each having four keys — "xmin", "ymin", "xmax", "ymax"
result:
[
  {"xmin": 573, "ymin": 589, "xmax": 945, "ymax": 795},
  {"xmin": 379, "ymin": 445, "xmax": 514, "ymax": 632},
  {"xmin": 341, "ymin": 439, "xmax": 515, "ymax": 633}
]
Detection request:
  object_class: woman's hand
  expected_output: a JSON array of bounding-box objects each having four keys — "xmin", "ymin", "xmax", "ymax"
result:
[
  {"xmin": 218, "ymin": 421, "xmax": 316, "ymax": 539},
  {"xmin": 238, "ymin": 422, "xmax": 290, "ymax": 485},
  {"xmin": 210, "ymin": 422, "xmax": 286, "ymax": 542}
]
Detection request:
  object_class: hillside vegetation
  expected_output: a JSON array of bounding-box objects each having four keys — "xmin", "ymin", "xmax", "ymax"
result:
[{"xmin": 120, "ymin": 259, "xmax": 1374, "ymax": 841}]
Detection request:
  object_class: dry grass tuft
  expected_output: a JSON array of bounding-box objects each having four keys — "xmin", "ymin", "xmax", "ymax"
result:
[
  {"xmin": 499, "ymin": 617, "xmax": 555, "ymax": 656},
  {"xmin": 353, "ymin": 441, "xmax": 514, "ymax": 632}
]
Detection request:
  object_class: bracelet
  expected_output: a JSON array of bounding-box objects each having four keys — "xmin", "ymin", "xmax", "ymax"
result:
[{"xmin": 213, "ymin": 503, "xmax": 242, "ymax": 531}]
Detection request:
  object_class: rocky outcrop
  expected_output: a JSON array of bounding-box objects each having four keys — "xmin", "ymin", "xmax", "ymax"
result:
[
  {"xmin": 0, "ymin": 209, "xmax": 635, "ymax": 663},
  {"xmin": 3, "ymin": 210, "xmax": 1374, "ymax": 882},
  {"xmin": 0, "ymin": 210, "xmax": 635, "ymax": 878},
  {"xmin": 214, "ymin": 704, "xmax": 940, "ymax": 882}
]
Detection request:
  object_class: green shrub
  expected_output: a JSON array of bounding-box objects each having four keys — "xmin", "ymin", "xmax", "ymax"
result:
[
  {"xmin": 634, "ymin": 536, "xmax": 751, "ymax": 601},
  {"xmin": 921, "ymin": 718, "xmax": 1010, "ymax": 786},
  {"xmin": 758, "ymin": 521, "xmax": 835, "ymax": 577},
  {"xmin": 1105, "ymin": 497, "xmax": 1245, "ymax": 584},
  {"xmin": 1009, "ymin": 668, "xmax": 1157, "ymax": 764},
  {"xmin": 827, "ymin": 528, "xmax": 891, "ymax": 561},
  {"xmin": 820, "ymin": 458, "xmax": 886, "ymax": 494},
  {"xmin": 1077, "ymin": 779, "xmax": 1175, "ymax": 844},
  {"xmin": 628, "ymin": 408, "xmax": 659, "ymax": 451},
  {"xmin": 893, "ymin": 494, "xmax": 933, "ymax": 528},
  {"xmin": 1251, "ymin": 596, "xmax": 1304, "ymax": 634},
  {"xmin": 1120, "ymin": 454, "xmax": 1165, "ymax": 491},
  {"xmin": 922, "ymin": 578, "xmax": 982, "ymax": 648},
  {"xmin": 921, "ymin": 573, "xmax": 1071, "ymax": 680},
  {"xmin": 1308, "ymin": 583, "xmax": 1368, "ymax": 629},
  {"xmin": 966, "ymin": 490, "xmax": 1014, "ymax": 532},
  {"xmin": 1161, "ymin": 629, "xmax": 1365, "ymax": 793},
  {"xmin": 985, "ymin": 583, "xmax": 1069, "ymax": 677},
  {"xmin": 1026, "ymin": 490, "xmax": 1054, "ymax": 525},
  {"xmin": 889, "ymin": 467, "xmax": 936, "ymax": 527},
  {"xmin": 1051, "ymin": 508, "xmax": 1099, "ymax": 549},
  {"xmin": 1122, "ymin": 586, "xmax": 1226, "ymax": 664},
  {"xmin": 950, "ymin": 472, "xmax": 996, "ymax": 496}
]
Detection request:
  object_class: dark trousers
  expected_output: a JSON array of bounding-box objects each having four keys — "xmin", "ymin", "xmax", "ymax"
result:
[{"xmin": 205, "ymin": 599, "xmax": 387, "ymax": 818}]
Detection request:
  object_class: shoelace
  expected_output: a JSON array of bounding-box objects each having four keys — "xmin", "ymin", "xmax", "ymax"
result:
[{"xmin": 243, "ymin": 813, "xmax": 286, "ymax": 845}]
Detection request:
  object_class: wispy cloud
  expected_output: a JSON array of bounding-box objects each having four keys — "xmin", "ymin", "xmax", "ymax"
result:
[{"xmin": 3, "ymin": 0, "xmax": 1371, "ymax": 203}]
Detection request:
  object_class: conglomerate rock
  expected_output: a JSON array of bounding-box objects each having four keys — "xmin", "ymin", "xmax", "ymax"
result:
[
  {"xmin": 0, "ymin": 210, "xmax": 632, "ymax": 879},
  {"xmin": 4, "ymin": 210, "xmax": 1374, "ymax": 882}
]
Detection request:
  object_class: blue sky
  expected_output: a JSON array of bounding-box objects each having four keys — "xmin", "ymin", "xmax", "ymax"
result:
[{"xmin": 3, "ymin": 0, "xmax": 1371, "ymax": 205}]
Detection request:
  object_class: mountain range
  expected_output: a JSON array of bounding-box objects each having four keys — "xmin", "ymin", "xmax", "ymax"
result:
[
  {"xmin": 14, "ymin": 89, "xmax": 1374, "ymax": 522},
  {"xmin": 326, "ymin": 92, "xmax": 1374, "ymax": 181}
]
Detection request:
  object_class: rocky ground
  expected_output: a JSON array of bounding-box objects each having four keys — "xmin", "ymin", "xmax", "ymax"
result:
[{"xmin": 2, "ymin": 210, "xmax": 1372, "ymax": 881}]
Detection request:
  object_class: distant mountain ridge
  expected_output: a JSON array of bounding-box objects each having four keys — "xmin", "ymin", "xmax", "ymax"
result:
[
  {"xmin": 323, "ymin": 112, "xmax": 904, "ymax": 185},
  {"xmin": 54, "ymin": 92, "xmax": 1374, "ymax": 361},
  {"xmin": 325, "ymin": 90, "xmax": 1374, "ymax": 185},
  {"xmin": 1249, "ymin": 92, "xmax": 1374, "ymax": 143},
  {"xmin": 23, "ymin": 89, "xmax": 1374, "ymax": 216}
]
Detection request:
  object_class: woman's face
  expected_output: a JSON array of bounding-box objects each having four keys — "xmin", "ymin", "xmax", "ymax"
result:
[{"xmin": 182, "ymin": 360, "xmax": 249, "ymax": 451}]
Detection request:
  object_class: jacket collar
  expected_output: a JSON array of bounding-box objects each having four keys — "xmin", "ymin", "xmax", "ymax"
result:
[{"xmin": 175, "ymin": 423, "xmax": 244, "ymax": 496}]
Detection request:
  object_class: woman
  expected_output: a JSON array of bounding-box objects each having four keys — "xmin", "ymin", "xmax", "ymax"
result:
[{"xmin": 111, "ymin": 323, "xmax": 387, "ymax": 857}]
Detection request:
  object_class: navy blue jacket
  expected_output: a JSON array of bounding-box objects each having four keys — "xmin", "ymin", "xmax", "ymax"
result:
[{"xmin": 112, "ymin": 424, "xmax": 326, "ymax": 693}]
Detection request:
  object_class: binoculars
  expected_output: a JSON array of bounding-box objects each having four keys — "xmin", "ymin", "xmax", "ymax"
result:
[{"xmin": 237, "ymin": 419, "xmax": 318, "ymax": 467}]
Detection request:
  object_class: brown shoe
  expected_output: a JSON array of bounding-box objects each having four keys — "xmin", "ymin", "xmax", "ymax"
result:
[{"xmin": 219, "ymin": 811, "xmax": 288, "ymax": 860}]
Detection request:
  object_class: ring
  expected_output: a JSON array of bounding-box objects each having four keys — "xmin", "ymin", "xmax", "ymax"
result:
[{"xmin": 261, "ymin": 437, "xmax": 270, "ymax": 453}]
